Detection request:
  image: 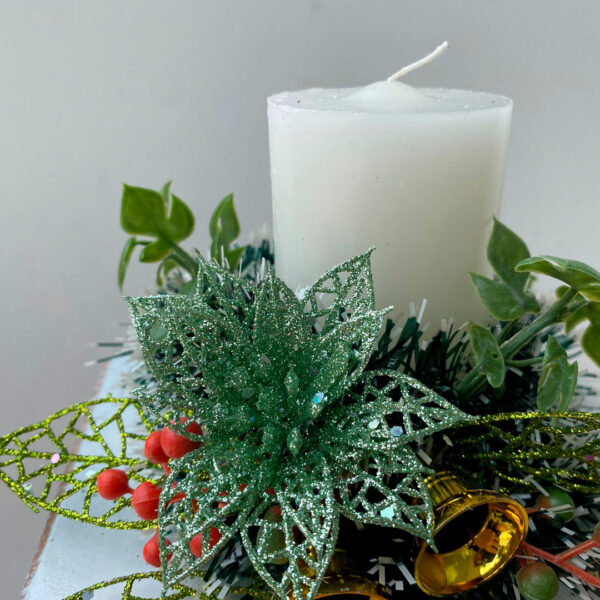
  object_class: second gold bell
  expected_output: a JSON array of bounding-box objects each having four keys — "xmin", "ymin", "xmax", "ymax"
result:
[{"xmin": 413, "ymin": 472, "xmax": 528, "ymax": 596}]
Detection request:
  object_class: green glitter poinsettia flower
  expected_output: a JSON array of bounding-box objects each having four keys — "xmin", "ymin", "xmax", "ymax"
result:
[{"xmin": 127, "ymin": 249, "xmax": 469, "ymax": 600}]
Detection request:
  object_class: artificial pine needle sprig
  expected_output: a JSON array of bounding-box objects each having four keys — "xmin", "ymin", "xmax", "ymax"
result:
[{"xmin": 127, "ymin": 249, "xmax": 469, "ymax": 600}]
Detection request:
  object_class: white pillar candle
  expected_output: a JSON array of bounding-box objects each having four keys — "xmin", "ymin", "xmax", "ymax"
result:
[{"xmin": 268, "ymin": 81, "xmax": 512, "ymax": 332}]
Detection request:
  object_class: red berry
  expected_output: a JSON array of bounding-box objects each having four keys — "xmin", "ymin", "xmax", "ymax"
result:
[
  {"xmin": 144, "ymin": 430, "xmax": 169, "ymax": 465},
  {"xmin": 189, "ymin": 527, "xmax": 221, "ymax": 558},
  {"xmin": 132, "ymin": 482, "xmax": 162, "ymax": 520},
  {"xmin": 142, "ymin": 532, "xmax": 171, "ymax": 568},
  {"xmin": 161, "ymin": 418, "xmax": 202, "ymax": 458},
  {"xmin": 96, "ymin": 469, "xmax": 132, "ymax": 500}
]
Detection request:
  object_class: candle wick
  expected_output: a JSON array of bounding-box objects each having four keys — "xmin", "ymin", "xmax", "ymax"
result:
[{"xmin": 387, "ymin": 41, "xmax": 449, "ymax": 82}]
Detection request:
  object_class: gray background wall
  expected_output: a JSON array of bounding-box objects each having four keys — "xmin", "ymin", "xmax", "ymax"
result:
[{"xmin": 0, "ymin": 1, "xmax": 598, "ymax": 597}]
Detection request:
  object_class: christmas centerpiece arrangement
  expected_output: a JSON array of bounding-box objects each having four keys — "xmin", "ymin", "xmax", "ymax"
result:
[
  {"xmin": 3, "ymin": 184, "xmax": 600, "ymax": 600},
  {"xmin": 4, "ymin": 44, "xmax": 600, "ymax": 600}
]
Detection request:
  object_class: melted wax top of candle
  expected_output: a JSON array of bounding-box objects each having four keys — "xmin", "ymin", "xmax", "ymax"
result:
[
  {"xmin": 343, "ymin": 81, "xmax": 433, "ymax": 111},
  {"xmin": 268, "ymin": 84, "xmax": 512, "ymax": 115}
]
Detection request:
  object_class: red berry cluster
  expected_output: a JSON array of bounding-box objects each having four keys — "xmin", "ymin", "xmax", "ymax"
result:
[{"xmin": 96, "ymin": 418, "xmax": 221, "ymax": 568}]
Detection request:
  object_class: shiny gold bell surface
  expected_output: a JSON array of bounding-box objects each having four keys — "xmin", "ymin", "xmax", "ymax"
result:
[
  {"xmin": 315, "ymin": 549, "xmax": 390, "ymax": 600},
  {"xmin": 297, "ymin": 548, "xmax": 390, "ymax": 600},
  {"xmin": 414, "ymin": 472, "xmax": 528, "ymax": 597}
]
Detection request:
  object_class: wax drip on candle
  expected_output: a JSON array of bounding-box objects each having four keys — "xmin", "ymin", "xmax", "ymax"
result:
[{"xmin": 342, "ymin": 41, "xmax": 449, "ymax": 111}]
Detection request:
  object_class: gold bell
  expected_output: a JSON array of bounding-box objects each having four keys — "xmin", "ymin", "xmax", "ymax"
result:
[
  {"xmin": 313, "ymin": 548, "xmax": 390, "ymax": 600},
  {"xmin": 413, "ymin": 472, "xmax": 528, "ymax": 596},
  {"xmin": 294, "ymin": 547, "xmax": 390, "ymax": 600}
]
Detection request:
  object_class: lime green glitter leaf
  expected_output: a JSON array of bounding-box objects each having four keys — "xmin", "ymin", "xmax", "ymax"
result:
[
  {"xmin": 61, "ymin": 571, "xmax": 196, "ymax": 600},
  {"xmin": 448, "ymin": 411, "xmax": 600, "ymax": 494},
  {"xmin": 0, "ymin": 397, "xmax": 159, "ymax": 529},
  {"xmin": 127, "ymin": 251, "xmax": 469, "ymax": 600},
  {"xmin": 61, "ymin": 570, "xmax": 269, "ymax": 600}
]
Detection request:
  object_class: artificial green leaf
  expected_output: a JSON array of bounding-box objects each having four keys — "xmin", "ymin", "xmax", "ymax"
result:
[
  {"xmin": 467, "ymin": 322, "xmax": 505, "ymax": 388},
  {"xmin": 284, "ymin": 368, "xmax": 299, "ymax": 398},
  {"xmin": 582, "ymin": 324, "xmax": 600, "ymax": 367},
  {"xmin": 559, "ymin": 361, "xmax": 578, "ymax": 412},
  {"xmin": 318, "ymin": 311, "xmax": 387, "ymax": 400},
  {"xmin": 209, "ymin": 193, "xmax": 240, "ymax": 248},
  {"xmin": 286, "ymin": 427, "xmax": 303, "ymax": 455},
  {"xmin": 166, "ymin": 194, "xmax": 195, "ymax": 242},
  {"xmin": 160, "ymin": 180, "xmax": 172, "ymax": 204},
  {"xmin": 118, "ymin": 237, "xmax": 137, "ymax": 290},
  {"xmin": 564, "ymin": 302, "xmax": 600, "ymax": 334},
  {"xmin": 565, "ymin": 305, "xmax": 590, "ymax": 334},
  {"xmin": 487, "ymin": 217, "xmax": 532, "ymax": 293},
  {"xmin": 537, "ymin": 336, "xmax": 577, "ymax": 412},
  {"xmin": 121, "ymin": 183, "xmax": 194, "ymax": 248},
  {"xmin": 210, "ymin": 235, "xmax": 223, "ymax": 265},
  {"xmin": 139, "ymin": 239, "xmax": 171, "ymax": 263},
  {"xmin": 150, "ymin": 320, "xmax": 168, "ymax": 342},
  {"xmin": 156, "ymin": 257, "xmax": 179, "ymax": 286},
  {"xmin": 516, "ymin": 255, "xmax": 600, "ymax": 290},
  {"xmin": 471, "ymin": 219, "xmax": 539, "ymax": 317},
  {"xmin": 469, "ymin": 274, "xmax": 525, "ymax": 320},
  {"xmin": 341, "ymin": 370, "xmax": 471, "ymax": 450},
  {"xmin": 208, "ymin": 194, "xmax": 247, "ymax": 271},
  {"xmin": 586, "ymin": 302, "xmax": 600, "ymax": 326},
  {"xmin": 543, "ymin": 334, "xmax": 566, "ymax": 363},
  {"xmin": 537, "ymin": 362, "xmax": 563, "ymax": 411},
  {"xmin": 579, "ymin": 283, "xmax": 600, "ymax": 302},
  {"xmin": 128, "ymin": 292, "xmax": 257, "ymax": 423},
  {"xmin": 120, "ymin": 185, "xmax": 167, "ymax": 237},
  {"xmin": 224, "ymin": 246, "xmax": 246, "ymax": 270}
]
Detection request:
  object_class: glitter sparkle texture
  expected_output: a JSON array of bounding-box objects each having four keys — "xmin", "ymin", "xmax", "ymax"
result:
[{"xmin": 128, "ymin": 249, "xmax": 469, "ymax": 600}]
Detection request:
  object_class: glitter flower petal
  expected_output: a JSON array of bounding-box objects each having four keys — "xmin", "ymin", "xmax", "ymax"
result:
[{"xmin": 127, "ymin": 249, "xmax": 470, "ymax": 600}]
